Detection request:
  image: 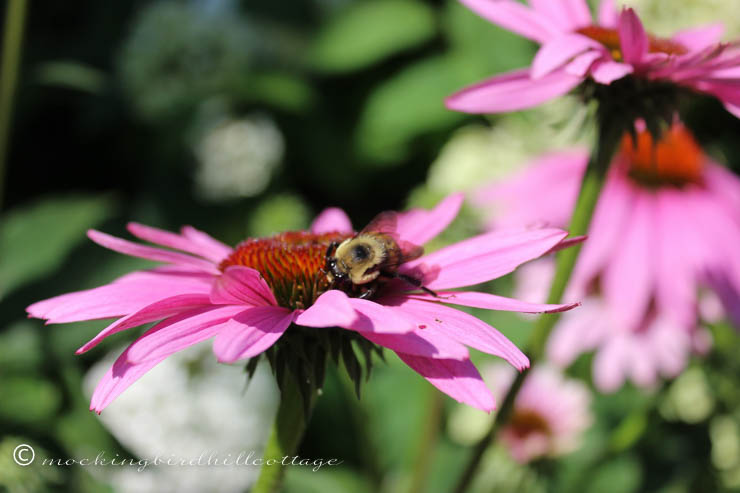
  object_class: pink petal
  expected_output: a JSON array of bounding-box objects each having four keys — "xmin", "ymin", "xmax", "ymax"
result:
[
  {"xmin": 345, "ymin": 298, "xmax": 416, "ymax": 333},
  {"xmin": 397, "ymin": 353, "xmax": 495, "ymax": 412},
  {"xmin": 180, "ymin": 226, "xmax": 233, "ymax": 261},
  {"xmin": 210, "ymin": 266, "xmax": 277, "ymax": 307},
  {"xmin": 293, "ymin": 290, "xmax": 358, "ymax": 328},
  {"xmin": 532, "ymin": 34, "xmax": 601, "ymax": 79},
  {"xmin": 361, "ymin": 326, "xmax": 469, "ymax": 360},
  {"xmin": 406, "ymin": 290, "xmax": 579, "ymax": 313},
  {"xmin": 395, "ymin": 193, "xmax": 463, "ymax": 246},
  {"xmin": 76, "ymin": 293, "xmax": 213, "ymax": 354},
  {"xmin": 672, "ymin": 24, "xmax": 724, "ymax": 52},
  {"xmin": 593, "ymin": 335, "xmax": 629, "ymax": 392},
  {"xmin": 617, "ymin": 8, "xmax": 648, "ymax": 65},
  {"xmin": 401, "ymin": 227, "xmax": 568, "ymax": 290},
  {"xmin": 565, "ymin": 51, "xmax": 604, "ymax": 77},
  {"xmin": 445, "ymin": 68, "xmax": 583, "ymax": 114},
  {"xmin": 602, "ymin": 190, "xmax": 654, "ymax": 332},
  {"xmin": 590, "ymin": 60, "xmax": 633, "ymax": 83},
  {"xmin": 125, "ymin": 305, "xmax": 246, "ymax": 364},
  {"xmin": 87, "ymin": 230, "xmax": 220, "ymax": 274},
  {"xmin": 530, "ymin": 0, "xmax": 592, "ymax": 31},
  {"xmin": 311, "ymin": 208, "xmax": 353, "ymax": 234},
  {"xmin": 384, "ymin": 296, "xmax": 530, "ymax": 370},
  {"xmin": 547, "ymin": 299, "xmax": 608, "ymax": 367},
  {"xmin": 90, "ymin": 352, "xmax": 167, "ymax": 413},
  {"xmin": 27, "ymin": 267, "xmax": 213, "ymax": 323},
  {"xmin": 597, "ymin": 0, "xmax": 618, "ymax": 28},
  {"xmin": 459, "ymin": 0, "xmax": 561, "ymax": 43},
  {"xmin": 127, "ymin": 222, "xmax": 230, "ymax": 263},
  {"xmin": 212, "ymin": 306, "xmax": 294, "ymax": 363}
]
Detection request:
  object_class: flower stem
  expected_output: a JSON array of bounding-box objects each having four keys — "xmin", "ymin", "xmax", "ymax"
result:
[
  {"xmin": 451, "ymin": 121, "xmax": 622, "ymax": 493},
  {"xmin": 252, "ymin": 371, "xmax": 317, "ymax": 493},
  {"xmin": 407, "ymin": 388, "xmax": 444, "ymax": 493},
  {"xmin": 0, "ymin": 0, "xmax": 28, "ymax": 209}
]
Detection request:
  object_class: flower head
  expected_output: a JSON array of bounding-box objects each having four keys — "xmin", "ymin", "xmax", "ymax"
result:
[
  {"xmin": 28, "ymin": 195, "xmax": 579, "ymax": 412},
  {"xmin": 446, "ymin": 0, "xmax": 740, "ymax": 120},
  {"xmin": 486, "ymin": 363, "xmax": 592, "ymax": 463},
  {"xmin": 477, "ymin": 121, "xmax": 740, "ymax": 390}
]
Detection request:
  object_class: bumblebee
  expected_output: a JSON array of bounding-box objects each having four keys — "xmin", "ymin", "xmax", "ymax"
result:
[{"xmin": 324, "ymin": 211, "xmax": 435, "ymax": 299}]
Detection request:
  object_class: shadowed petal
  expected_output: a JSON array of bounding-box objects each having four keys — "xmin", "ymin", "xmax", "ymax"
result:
[
  {"xmin": 311, "ymin": 207, "xmax": 353, "ymax": 234},
  {"xmin": 460, "ymin": 0, "xmax": 561, "ymax": 43},
  {"xmin": 402, "ymin": 228, "xmax": 568, "ymax": 290},
  {"xmin": 87, "ymin": 230, "xmax": 220, "ymax": 274},
  {"xmin": 76, "ymin": 293, "xmax": 213, "ymax": 354},
  {"xmin": 27, "ymin": 267, "xmax": 213, "ymax": 323},
  {"xmin": 397, "ymin": 353, "xmax": 495, "ymax": 412},
  {"xmin": 446, "ymin": 68, "xmax": 583, "ymax": 114},
  {"xmin": 406, "ymin": 290, "xmax": 579, "ymax": 314},
  {"xmin": 125, "ymin": 305, "xmax": 246, "ymax": 364},
  {"xmin": 361, "ymin": 326, "xmax": 469, "ymax": 360},
  {"xmin": 213, "ymin": 306, "xmax": 294, "ymax": 363},
  {"xmin": 345, "ymin": 298, "xmax": 416, "ymax": 333},
  {"xmin": 127, "ymin": 222, "xmax": 230, "ymax": 263},
  {"xmin": 395, "ymin": 193, "xmax": 463, "ymax": 246},
  {"xmin": 618, "ymin": 8, "xmax": 648, "ymax": 65},
  {"xmin": 211, "ymin": 266, "xmax": 277, "ymax": 307}
]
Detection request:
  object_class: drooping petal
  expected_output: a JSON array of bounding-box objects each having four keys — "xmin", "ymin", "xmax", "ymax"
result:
[
  {"xmin": 547, "ymin": 299, "xmax": 609, "ymax": 367},
  {"xmin": 592, "ymin": 335, "xmax": 630, "ymax": 392},
  {"xmin": 566, "ymin": 51, "xmax": 603, "ymax": 77},
  {"xmin": 395, "ymin": 193, "xmax": 463, "ymax": 246},
  {"xmin": 402, "ymin": 227, "xmax": 568, "ymax": 290},
  {"xmin": 180, "ymin": 225, "xmax": 233, "ymax": 262},
  {"xmin": 602, "ymin": 190, "xmax": 654, "ymax": 331},
  {"xmin": 397, "ymin": 353, "xmax": 495, "ymax": 412},
  {"xmin": 76, "ymin": 293, "xmax": 213, "ymax": 354},
  {"xmin": 459, "ymin": 0, "xmax": 561, "ymax": 43},
  {"xmin": 212, "ymin": 306, "xmax": 294, "ymax": 363},
  {"xmin": 405, "ymin": 290, "xmax": 579, "ymax": 314},
  {"xmin": 90, "ymin": 352, "xmax": 167, "ymax": 413},
  {"xmin": 531, "ymin": 35, "xmax": 601, "ymax": 79},
  {"xmin": 361, "ymin": 326, "xmax": 469, "ymax": 360},
  {"xmin": 27, "ymin": 267, "xmax": 213, "ymax": 323},
  {"xmin": 87, "ymin": 230, "xmax": 220, "ymax": 274},
  {"xmin": 597, "ymin": 0, "xmax": 618, "ymax": 28},
  {"xmin": 344, "ymin": 298, "xmax": 416, "ymax": 334},
  {"xmin": 617, "ymin": 8, "xmax": 648, "ymax": 65},
  {"xmin": 311, "ymin": 208, "xmax": 353, "ymax": 234},
  {"xmin": 445, "ymin": 68, "xmax": 583, "ymax": 114},
  {"xmin": 210, "ymin": 266, "xmax": 277, "ymax": 307},
  {"xmin": 127, "ymin": 223, "xmax": 230, "ymax": 263},
  {"xmin": 530, "ymin": 0, "xmax": 592, "ymax": 31},
  {"xmin": 384, "ymin": 296, "xmax": 530, "ymax": 370},
  {"xmin": 125, "ymin": 305, "xmax": 246, "ymax": 364},
  {"xmin": 293, "ymin": 289, "xmax": 358, "ymax": 328},
  {"xmin": 672, "ymin": 24, "xmax": 724, "ymax": 53},
  {"xmin": 590, "ymin": 60, "xmax": 633, "ymax": 84}
]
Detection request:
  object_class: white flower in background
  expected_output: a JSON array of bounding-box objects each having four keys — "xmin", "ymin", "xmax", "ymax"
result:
[
  {"xmin": 84, "ymin": 344, "xmax": 279, "ymax": 493},
  {"xmin": 623, "ymin": 0, "xmax": 740, "ymax": 38},
  {"xmin": 426, "ymin": 98, "xmax": 588, "ymax": 196},
  {"xmin": 194, "ymin": 114, "xmax": 284, "ymax": 201}
]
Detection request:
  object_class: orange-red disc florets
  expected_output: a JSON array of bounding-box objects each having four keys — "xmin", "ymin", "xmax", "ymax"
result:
[
  {"xmin": 220, "ymin": 231, "xmax": 353, "ymax": 309},
  {"xmin": 621, "ymin": 124, "xmax": 704, "ymax": 187}
]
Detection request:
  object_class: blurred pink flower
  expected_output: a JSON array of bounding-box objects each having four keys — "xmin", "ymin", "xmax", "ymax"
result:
[
  {"xmin": 446, "ymin": 0, "xmax": 740, "ymax": 117},
  {"xmin": 28, "ymin": 194, "xmax": 579, "ymax": 413},
  {"xmin": 477, "ymin": 122, "xmax": 740, "ymax": 390},
  {"xmin": 486, "ymin": 363, "xmax": 592, "ymax": 463}
]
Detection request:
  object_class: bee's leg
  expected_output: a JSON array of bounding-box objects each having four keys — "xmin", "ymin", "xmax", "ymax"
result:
[
  {"xmin": 394, "ymin": 273, "xmax": 438, "ymax": 298},
  {"xmin": 358, "ymin": 285, "xmax": 377, "ymax": 300}
]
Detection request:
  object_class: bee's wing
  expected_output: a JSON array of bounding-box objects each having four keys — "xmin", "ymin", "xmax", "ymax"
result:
[{"xmin": 361, "ymin": 211, "xmax": 424, "ymax": 264}]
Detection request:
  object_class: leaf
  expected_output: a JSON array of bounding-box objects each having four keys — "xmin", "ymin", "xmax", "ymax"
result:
[
  {"xmin": 0, "ymin": 377, "xmax": 62, "ymax": 424},
  {"xmin": 311, "ymin": 0, "xmax": 436, "ymax": 73},
  {"xmin": 585, "ymin": 455, "xmax": 642, "ymax": 493},
  {"xmin": 0, "ymin": 195, "xmax": 115, "ymax": 298}
]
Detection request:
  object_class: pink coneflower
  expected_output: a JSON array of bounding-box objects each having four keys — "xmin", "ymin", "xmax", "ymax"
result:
[
  {"xmin": 27, "ymin": 194, "xmax": 580, "ymax": 413},
  {"xmin": 486, "ymin": 363, "xmax": 592, "ymax": 463},
  {"xmin": 446, "ymin": 0, "xmax": 740, "ymax": 117},
  {"xmin": 477, "ymin": 122, "xmax": 740, "ymax": 390}
]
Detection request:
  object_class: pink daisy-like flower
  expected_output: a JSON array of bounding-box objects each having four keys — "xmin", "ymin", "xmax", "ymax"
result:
[
  {"xmin": 446, "ymin": 0, "xmax": 740, "ymax": 117},
  {"xmin": 477, "ymin": 122, "xmax": 740, "ymax": 390},
  {"xmin": 486, "ymin": 363, "xmax": 592, "ymax": 463},
  {"xmin": 27, "ymin": 194, "xmax": 580, "ymax": 413}
]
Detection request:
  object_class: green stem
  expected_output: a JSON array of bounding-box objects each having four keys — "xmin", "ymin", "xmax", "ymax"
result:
[
  {"xmin": 253, "ymin": 371, "xmax": 317, "ymax": 493},
  {"xmin": 451, "ymin": 121, "xmax": 623, "ymax": 493},
  {"xmin": 0, "ymin": 0, "xmax": 28, "ymax": 209},
  {"xmin": 407, "ymin": 389, "xmax": 444, "ymax": 493}
]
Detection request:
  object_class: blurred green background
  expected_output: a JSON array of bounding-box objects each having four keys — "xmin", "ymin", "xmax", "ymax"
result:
[{"xmin": 2, "ymin": 0, "xmax": 740, "ymax": 492}]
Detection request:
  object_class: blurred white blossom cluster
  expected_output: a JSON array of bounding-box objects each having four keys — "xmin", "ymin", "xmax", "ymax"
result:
[
  {"xmin": 84, "ymin": 345, "xmax": 279, "ymax": 493},
  {"xmin": 194, "ymin": 114, "xmax": 285, "ymax": 201}
]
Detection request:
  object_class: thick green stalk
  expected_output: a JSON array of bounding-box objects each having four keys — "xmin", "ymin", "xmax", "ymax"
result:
[
  {"xmin": 451, "ymin": 122, "xmax": 622, "ymax": 493},
  {"xmin": 0, "ymin": 0, "xmax": 28, "ymax": 209},
  {"xmin": 252, "ymin": 372, "xmax": 317, "ymax": 493}
]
